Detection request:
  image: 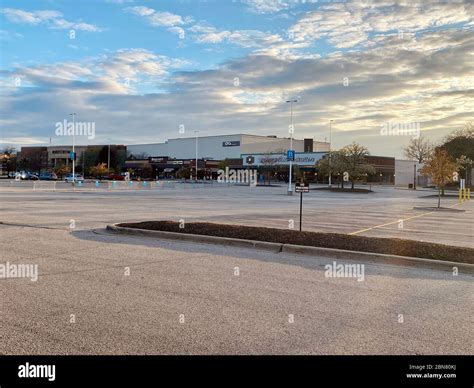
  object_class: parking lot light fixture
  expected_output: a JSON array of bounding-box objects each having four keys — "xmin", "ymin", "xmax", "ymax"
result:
[
  {"xmin": 69, "ymin": 113, "xmax": 77, "ymax": 185},
  {"xmin": 329, "ymin": 119, "xmax": 334, "ymax": 188},
  {"xmin": 194, "ymin": 131, "xmax": 199, "ymax": 182},
  {"xmin": 286, "ymin": 99, "xmax": 298, "ymax": 195}
]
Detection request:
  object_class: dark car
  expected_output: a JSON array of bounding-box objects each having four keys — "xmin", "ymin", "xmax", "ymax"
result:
[
  {"xmin": 106, "ymin": 173, "xmax": 125, "ymax": 181},
  {"xmin": 39, "ymin": 172, "xmax": 58, "ymax": 181}
]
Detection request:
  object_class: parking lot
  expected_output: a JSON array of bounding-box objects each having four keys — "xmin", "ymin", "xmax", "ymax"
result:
[
  {"xmin": 1, "ymin": 182, "xmax": 472, "ymax": 355},
  {"xmin": 0, "ymin": 180, "xmax": 472, "ymax": 248}
]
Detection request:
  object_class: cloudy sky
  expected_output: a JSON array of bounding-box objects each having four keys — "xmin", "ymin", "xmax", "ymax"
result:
[{"xmin": 0, "ymin": 0, "xmax": 473, "ymax": 158}]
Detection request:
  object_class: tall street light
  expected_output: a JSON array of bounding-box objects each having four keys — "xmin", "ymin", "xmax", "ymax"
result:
[
  {"xmin": 194, "ymin": 130, "xmax": 199, "ymax": 182},
  {"xmin": 286, "ymin": 99, "xmax": 297, "ymax": 195},
  {"xmin": 108, "ymin": 143, "xmax": 111, "ymax": 172},
  {"xmin": 328, "ymin": 119, "xmax": 334, "ymax": 188},
  {"xmin": 69, "ymin": 113, "xmax": 77, "ymax": 184}
]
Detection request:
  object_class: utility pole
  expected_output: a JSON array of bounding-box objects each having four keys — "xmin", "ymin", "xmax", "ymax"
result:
[
  {"xmin": 329, "ymin": 119, "xmax": 334, "ymax": 188},
  {"xmin": 70, "ymin": 113, "xmax": 77, "ymax": 184},
  {"xmin": 286, "ymin": 99, "xmax": 297, "ymax": 195},
  {"xmin": 413, "ymin": 163, "xmax": 417, "ymax": 190},
  {"xmin": 194, "ymin": 131, "xmax": 198, "ymax": 182}
]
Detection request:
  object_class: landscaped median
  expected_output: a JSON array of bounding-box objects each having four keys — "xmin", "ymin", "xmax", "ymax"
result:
[{"xmin": 107, "ymin": 221, "xmax": 474, "ymax": 271}]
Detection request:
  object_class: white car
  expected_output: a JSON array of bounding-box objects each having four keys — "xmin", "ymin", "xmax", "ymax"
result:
[{"xmin": 64, "ymin": 173, "xmax": 84, "ymax": 183}]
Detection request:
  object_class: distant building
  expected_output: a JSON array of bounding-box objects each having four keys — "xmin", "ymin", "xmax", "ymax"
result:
[
  {"xmin": 128, "ymin": 134, "xmax": 329, "ymax": 161},
  {"xmin": 365, "ymin": 155, "xmax": 395, "ymax": 184},
  {"xmin": 18, "ymin": 145, "xmax": 127, "ymax": 173},
  {"xmin": 395, "ymin": 160, "xmax": 429, "ymax": 187}
]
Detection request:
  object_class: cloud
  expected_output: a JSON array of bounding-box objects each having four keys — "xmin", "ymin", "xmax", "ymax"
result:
[
  {"xmin": 1, "ymin": 4, "xmax": 473, "ymax": 157},
  {"xmin": 190, "ymin": 23, "xmax": 282, "ymax": 48},
  {"xmin": 125, "ymin": 6, "xmax": 192, "ymax": 37},
  {"xmin": 289, "ymin": 2, "xmax": 474, "ymax": 49},
  {"xmin": 1, "ymin": 48, "xmax": 187, "ymax": 99},
  {"xmin": 242, "ymin": 0, "xmax": 291, "ymax": 14},
  {"xmin": 0, "ymin": 8, "xmax": 102, "ymax": 32}
]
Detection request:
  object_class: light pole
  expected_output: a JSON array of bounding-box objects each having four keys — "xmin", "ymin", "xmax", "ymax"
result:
[
  {"xmin": 413, "ymin": 163, "xmax": 417, "ymax": 190},
  {"xmin": 286, "ymin": 99, "xmax": 297, "ymax": 195},
  {"xmin": 328, "ymin": 119, "xmax": 334, "ymax": 188},
  {"xmin": 69, "ymin": 113, "xmax": 77, "ymax": 184},
  {"xmin": 194, "ymin": 131, "xmax": 198, "ymax": 182}
]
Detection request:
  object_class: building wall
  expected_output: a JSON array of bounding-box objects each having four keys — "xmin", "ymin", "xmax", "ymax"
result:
[
  {"xmin": 128, "ymin": 134, "xmax": 329, "ymax": 160},
  {"xmin": 169, "ymin": 134, "xmax": 243, "ymax": 159},
  {"xmin": 18, "ymin": 146, "xmax": 49, "ymax": 172},
  {"xmin": 395, "ymin": 160, "xmax": 425, "ymax": 187},
  {"xmin": 365, "ymin": 155, "xmax": 395, "ymax": 184},
  {"xmin": 20, "ymin": 145, "xmax": 126, "ymax": 171}
]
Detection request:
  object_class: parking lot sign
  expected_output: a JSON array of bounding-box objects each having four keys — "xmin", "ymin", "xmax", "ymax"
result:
[
  {"xmin": 287, "ymin": 149, "xmax": 295, "ymax": 161},
  {"xmin": 295, "ymin": 182, "xmax": 309, "ymax": 193},
  {"xmin": 295, "ymin": 182, "xmax": 309, "ymax": 231}
]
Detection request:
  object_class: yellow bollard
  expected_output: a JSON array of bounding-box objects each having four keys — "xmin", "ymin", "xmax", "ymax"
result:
[
  {"xmin": 459, "ymin": 189, "xmax": 462, "ymax": 203},
  {"xmin": 464, "ymin": 188, "xmax": 467, "ymax": 201}
]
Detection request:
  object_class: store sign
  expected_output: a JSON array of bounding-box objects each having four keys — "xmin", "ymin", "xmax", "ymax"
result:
[
  {"xmin": 149, "ymin": 157, "xmax": 167, "ymax": 163},
  {"xmin": 222, "ymin": 141, "xmax": 240, "ymax": 147},
  {"xmin": 242, "ymin": 152, "xmax": 327, "ymax": 167}
]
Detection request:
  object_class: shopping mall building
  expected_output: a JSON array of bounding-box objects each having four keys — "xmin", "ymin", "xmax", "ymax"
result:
[{"xmin": 17, "ymin": 133, "xmax": 411, "ymax": 184}]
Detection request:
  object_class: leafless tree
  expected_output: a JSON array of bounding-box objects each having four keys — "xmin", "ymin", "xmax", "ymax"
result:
[{"xmin": 403, "ymin": 134, "xmax": 433, "ymax": 163}]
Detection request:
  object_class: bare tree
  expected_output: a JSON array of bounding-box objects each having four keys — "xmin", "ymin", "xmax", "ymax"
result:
[{"xmin": 403, "ymin": 135, "xmax": 432, "ymax": 163}]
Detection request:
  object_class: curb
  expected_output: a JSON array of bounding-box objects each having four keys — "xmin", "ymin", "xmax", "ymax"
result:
[
  {"xmin": 106, "ymin": 224, "xmax": 474, "ymax": 274},
  {"xmin": 106, "ymin": 224, "xmax": 282, "ymax": 252}
]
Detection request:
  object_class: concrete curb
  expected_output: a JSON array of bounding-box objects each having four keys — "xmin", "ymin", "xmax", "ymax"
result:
[
  {"xmin": 106, "ymin": 224, "xmax": 282, "ymax": 252},
  {"xmin": 106, "ymin": 224, "xmax": 474, "ymax": 274}
]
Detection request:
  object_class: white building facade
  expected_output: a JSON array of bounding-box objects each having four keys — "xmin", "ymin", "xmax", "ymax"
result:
[
  {"xmin": 127, "ymin": 134, "xmax": 329, "ymax": 160},
  {"xmin": 395, "ymin": 160, "xmax": 427, "ymax": 187}
]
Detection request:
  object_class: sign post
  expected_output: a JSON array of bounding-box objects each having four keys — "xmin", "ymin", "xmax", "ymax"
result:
[
  {"xmin": 294, "ymin": 182, "xmax": 309, "ymax": 231},
  {"xmin": 287, "ymin": 149, "xmax": 295, "ymax": 161},
  {"xmin": 246, "ymin": 156, "xmax": 254, "ymax": 187}
]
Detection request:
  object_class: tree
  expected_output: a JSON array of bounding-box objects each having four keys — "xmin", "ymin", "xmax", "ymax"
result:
[
  {"xmin": 54, "ymin": 164, "xmax": 71, "ymax": 178},
  {"xmin": 1, "ymin": 146, "xmax": 17, "ymax": 176},
  {"xmin": 341, "ymin": 143, "xmax": 375, "ymax": 189},
  {"xmin": 316, "ymin": 151, "xmax": 348, "ymax": 187},
  {"xmin": 317, "ymin": 143, "xmax": 375, "ymax": 189},
  {"xmin": 456, "ymin": 155, "xmax": 473, "ymax": 187},
  {"xmin": 176, "ymin": 166, "xmax": 191, "ymax": 180},
  {"xmin": 79, "ymin": 147, "xmax": 101, "ymax": 175},
  {"xmin": 421, "ymin": 149, "xmax": 457, "ymax": 208},
  {"xmin": 403, "ymin": 134, "xmax": 433, "ymax": 163},
  {"xmin": 438, "ymin": 123, "xmax": 474, "ymax": 187},
  {"xmin": 89, "ymin": 163, "xmax": 109, "ymax": 178}
]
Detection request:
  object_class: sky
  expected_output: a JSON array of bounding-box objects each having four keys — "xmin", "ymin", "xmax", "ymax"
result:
[{"xmin": 0, "ymin": 0, "xmax": 473, "ymax": 158}]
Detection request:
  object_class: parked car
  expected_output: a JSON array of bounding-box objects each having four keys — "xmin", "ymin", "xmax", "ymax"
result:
[
  {"xmin": 64, "ymin": 173, "xmax": 84, "ymax": 183},
  {"xmin": 17, "ymin": 171, "xmax": 38, "ymax": 180},
  {"xmin": 106, "ymin": 173, "xmax": 125, "ymax": 181},
  {"xmin": 39, "ymin": 172, "xmax": 58, "ymax": 181}
]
